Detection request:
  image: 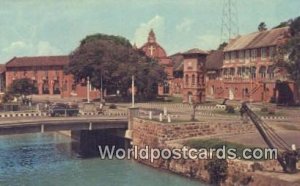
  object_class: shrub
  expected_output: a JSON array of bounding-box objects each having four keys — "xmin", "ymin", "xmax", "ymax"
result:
[
  {"xmin": 260, "ymin": 107, "xmax": 268, "ymax": 112},
  {"xmin": 225, "ymin": 105, "xmax": 235, "ymax": 113},
  {"xmin": 206, "ymin": 158, "xmax": 228, "ymax": 185},
  {"xmin": 109, "ymin": 104, "xmax": 117, "ymax": 109}
]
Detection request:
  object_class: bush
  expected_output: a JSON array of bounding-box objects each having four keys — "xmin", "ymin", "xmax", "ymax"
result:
[
  {"xmin": 260, "ymin": 107, "xmax": 268, "ymax": 112},
  {"xmin": 206, "ymin": 158, "xmax": 228, "ymax": 185},
  {"xmin": 225, "ymin": 105, "xmax": 235, "ymax": 113},
  {"xmin": 109, "ymin": 104, "xmax": 117, "ymax": 109}
]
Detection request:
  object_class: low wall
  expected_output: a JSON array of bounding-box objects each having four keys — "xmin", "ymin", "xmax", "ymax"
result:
[
  {"xmin": 132, "ymin": 118, "xmax": 300, "ymax": 186},
  {"xmin": 132, "ymin": 118, "xmax": 255, "ymax": 147}
]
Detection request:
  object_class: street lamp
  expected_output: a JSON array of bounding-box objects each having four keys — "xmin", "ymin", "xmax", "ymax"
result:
[
  {"xmin": 132, "ymin": 75, "xmax": 135, "ymax": 108},
  {"xmin": 87, "ymin": 76, "xmax": 90, "ymax": 103}
]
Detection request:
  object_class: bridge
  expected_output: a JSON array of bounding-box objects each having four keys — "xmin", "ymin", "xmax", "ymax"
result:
[{"xmin": 0, "ymin": 116, "xmax": 128, "ymax": 135}]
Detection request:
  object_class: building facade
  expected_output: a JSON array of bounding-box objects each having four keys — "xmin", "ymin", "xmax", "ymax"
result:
[
  {"xmin": 206, "ymin": 27, "xmax": 298, "ymax": 103},
  {"xmin": 182, "ymin": 49, "xmax": 207, "ymax": 103},
  {"xmin": 0, "ymin": 65, "xmax": 5, "ymax": 93},
  {"xmin": 2, "ymin": 27, "xmax": 298, "ymax": 104},
  {"xmin": 5, "ymin": 56, "xmax": 100, "ymax": 99}
]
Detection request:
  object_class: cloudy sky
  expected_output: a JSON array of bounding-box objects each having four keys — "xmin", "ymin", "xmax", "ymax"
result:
[{"xmin": 0, "ymin": 0, "xmax": 299, "ymax": 63}]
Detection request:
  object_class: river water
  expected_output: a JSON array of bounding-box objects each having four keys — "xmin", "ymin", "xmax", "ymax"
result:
[{"xmin": 0, "ymin": 133, "xmax": 205, "ymax": 186}]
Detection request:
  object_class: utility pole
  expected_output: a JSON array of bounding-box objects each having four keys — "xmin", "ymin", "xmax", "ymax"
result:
[
  {"xmin": 132, "ymin": 75, "xmax": 135, "ymax": 108},
  {"xmin": 100, "ymin": 74, "xmax": 103, "ymax": 102},
  {"xmin": 87, "ymin": 76, "xmax": 90, "ymax": 103},
  {"xmin": 220, "ymin": 0, "xmax": 239, "ymax": 43}
]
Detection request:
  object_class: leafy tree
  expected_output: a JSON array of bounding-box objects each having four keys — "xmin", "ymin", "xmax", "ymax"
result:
[
  {"xmin": 275, "ymin": 17, "xmax": 300, "ymax": 89},
  {"xmin": 217, "ymin": 42, "xmax": 228, "ymax": 50},
  {"xmin": 8, "ymin": 78, "xmax": 35, "ymax": 96},
  {"xmin": 66, "ymin": 33, "xmax": 166, "ymax": 101},
  {"xmin": 2, "ymin": 78, "xmax": 36, "ymax": 103},
  {"xmin": 273, "ymin": 19, "xmax": 293, "ymax": 29},
  {"xmin": 258, "ymin": 22, "xmax": 267, "ymax": 31}
]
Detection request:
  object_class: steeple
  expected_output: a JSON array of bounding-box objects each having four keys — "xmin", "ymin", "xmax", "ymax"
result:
[{"xmin": 148, "ymin": 29, "xmax": 156, "ymax": 43}]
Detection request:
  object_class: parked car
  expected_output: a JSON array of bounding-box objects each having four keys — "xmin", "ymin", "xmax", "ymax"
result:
[{"xmin": 48, "ymin": 103, "xmax": 79, "ymax": 117}]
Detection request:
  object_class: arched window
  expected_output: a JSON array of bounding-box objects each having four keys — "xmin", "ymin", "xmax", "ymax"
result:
[
  {"xmin": 267, "ymin": 65, "xmax": 275, "ymax": 79},
  {"xmin": 191, "ymin": 74, "xmax": 195, "ymax": 85},
  {"xmin": 185, "ymin": 74, "xmax": 189, "ymax": 85},
  {"xmin": 259, "ymin": 66, "xmax": 267, "ymax": 78},
  {"xmin": 250, "ymin": 66, "xmax": 256, "ymax": 79},
  {"xmin": 230, "ymin": 68, "xmax": 235, "ymax": 76}
]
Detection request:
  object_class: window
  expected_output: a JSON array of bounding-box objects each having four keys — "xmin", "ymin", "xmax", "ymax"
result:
[
  {"xmin": 269, "ymin": 46, "xmax": 275, "ymax": 60},
  {"xmin": 230, "ymin": 68, "xmax": 235, "ymax": 76},
  {"xmin": 191, "ymin": 74, "xmax": 195, "ymax": 85},
  {"xmin": 250, "ymin": 49, "xmax": 257, "ymax": 61},
  {"xmin": 245, "ymin": 50, "xmax": 250, "ymax": 62},
  {"xmin": 224, "ymin": 53, "xmax": 229, "ymax": 63},
  {"xmin": 230, "ymin": 51, "xmax": 236, "ymax": 62},
  {"xmin": 267, "ymin": 66, "xmax": 275, "ymax": 79},
  {"xmin": 237, "ymin": 67, "xmax": 242, "ymax": 77},
  {"xmin": 259, "ymin": 66, "xmax": 267, "ymax": 78},
  {"xmin": 250, "ymin": 66, "xmax": 256, "ymax": 79},
  {"xmin": 239, "ymin": 51, "xmax": 245, "ymax": 62},
  {"xmin": 185, "ymin": 75, "xmax": 189, "ymax": 85},
  {"xmin": 261, "ymin": 48, "xmax": 267, "ymax": 60},
  {"xmin": 223, "ymin": 68, "xmax": 228, "ymax": 77}
]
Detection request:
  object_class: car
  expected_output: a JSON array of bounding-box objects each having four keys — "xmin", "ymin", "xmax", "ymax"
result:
[{"xmin": 48, "ymin": 103, "xmax": 79, "ymax": 117}]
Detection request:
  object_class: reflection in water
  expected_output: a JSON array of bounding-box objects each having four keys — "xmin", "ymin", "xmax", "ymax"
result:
[{"xmin": 0, "ymin": 133, "xmax": 205, "ymax": 186}]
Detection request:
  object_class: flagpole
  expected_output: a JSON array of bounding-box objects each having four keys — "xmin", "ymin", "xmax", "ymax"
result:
[{"xmin": 132, "ymin": 75, "xmax": 135, "ymax": 108}]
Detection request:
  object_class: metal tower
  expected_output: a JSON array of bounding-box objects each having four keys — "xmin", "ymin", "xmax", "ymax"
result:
[{"xmin": 220, "ymin": 0, "xmax": 239, "ymax": 43}]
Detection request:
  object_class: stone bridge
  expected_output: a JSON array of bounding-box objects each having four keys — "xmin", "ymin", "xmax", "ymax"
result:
[{"xmin": 0, "ymin": 116, "xmax": 128, "ymax": 135}]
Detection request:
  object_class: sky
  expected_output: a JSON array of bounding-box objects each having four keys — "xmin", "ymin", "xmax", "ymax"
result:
[{"xmin": 0, "ymin": 0, "xmax": 299, "ymax": 63}]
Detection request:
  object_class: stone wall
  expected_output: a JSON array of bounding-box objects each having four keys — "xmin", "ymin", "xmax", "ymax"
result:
[
  {"xmin": 132, "ymin": 118, "xmax": 300, "ymax": 186},
  {"xmin": 132, "ymin": 118, "xmax": 255, "ymax": 147}
]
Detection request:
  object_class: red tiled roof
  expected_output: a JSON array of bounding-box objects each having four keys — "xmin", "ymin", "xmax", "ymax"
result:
[
  {"xmin": 0, "ymin": 64, "xmax": 6, "ymax": 74},
  {"xmin": 224, "ymin": 27, "xmax": 290, "ymax": 51},
  {"xmin": 206, "ymin": 50, "xmax": 223, "ymax": 70},
  {"xmin": 183, "ymin": 48, "xmax": 208, "ymax": 55},
  {"xmin": 6, "ymin": 56, "xmax": 69, "ymax": 68}
]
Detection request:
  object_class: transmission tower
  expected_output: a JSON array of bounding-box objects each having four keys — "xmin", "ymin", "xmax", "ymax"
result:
[{"xmin": 220, "ymin": 0, "xmax": 239, "ymax": 43}]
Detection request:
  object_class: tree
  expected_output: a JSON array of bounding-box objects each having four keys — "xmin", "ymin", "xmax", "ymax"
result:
[
  {"xmin": 258, "ymin": 22, "xmax": 267, "ymax": 31},
  {"xmin": 217, "ymin": 42, "xmax": 228, "ymax": 50},
  {"xmin": 2, "ymin": 78, "xmax": 36, "ymax": 103},
  {"xmin": 66, "ymin": 33, "xmax": 166, "ymax": 101},
  {"xmin": 276, "ymin": 17, "xmax": 300, "ymax": 89}
]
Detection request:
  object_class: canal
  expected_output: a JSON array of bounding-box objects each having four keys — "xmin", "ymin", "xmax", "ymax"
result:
[{"xmin": 0, "ymin": 132, "xmax": 205, "ymax": 186}]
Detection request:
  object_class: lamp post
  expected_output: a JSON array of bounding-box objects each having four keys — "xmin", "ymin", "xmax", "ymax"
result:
[
  {"xmin": 132, "ymin": 75, "xmax": 135, "ymax": 108},
  {"xmin": 87, "ymin": 76, "xmax": 90, "ymax": 103},
  {"xmin": 100, "ymin": 74, "xmax": 103, "ymax": 102}
]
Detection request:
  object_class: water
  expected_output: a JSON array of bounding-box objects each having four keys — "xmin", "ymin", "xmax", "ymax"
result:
[{"xmin": 0, "ymin": 133, "xmax": 205, "ymax": 186}]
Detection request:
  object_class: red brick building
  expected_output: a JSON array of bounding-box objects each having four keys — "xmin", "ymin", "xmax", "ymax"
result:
[
  {"xmin": 0, "ymin": 64, "xmax": 5, "ymax": 93},
  {"xmin": 181, "ymin": 49, "xmax": 208, "ymax": 103},
  {"xmin": 5, "ymin": 56, "xmax": 100, "ymax": 99},
  {"xmin": 139, "ymin": 30, "xmax": 208, "ymax": 103},
  {"xmin": 207, "ymin": 27, "xmax": 299, "ymax": 103},
  {"xmin": 139, "ymin": 29, "xmax": 175, "ymax": 95}
]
